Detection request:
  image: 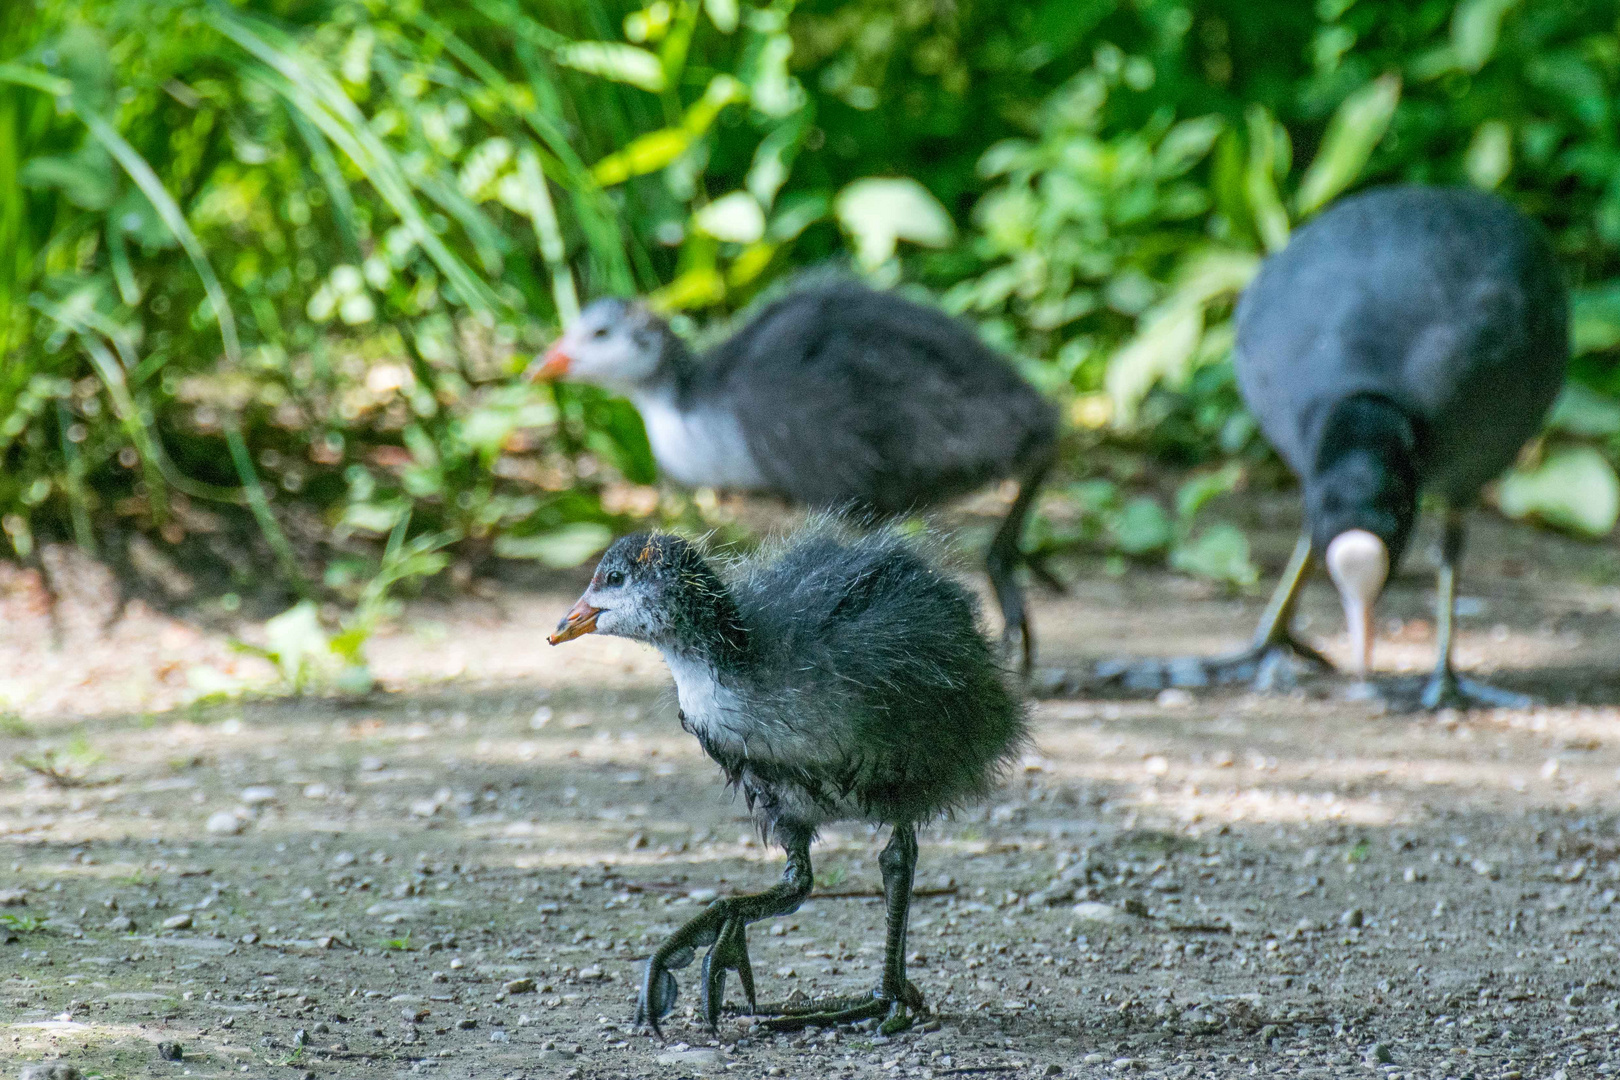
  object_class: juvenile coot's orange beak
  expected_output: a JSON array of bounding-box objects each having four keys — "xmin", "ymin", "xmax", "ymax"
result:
[
  {"xmin": 548, "ymin": 598, "xmax": 602, "ymax": 645},
  {"xmin": 525, "ymin": 345, "xmax": 572, "ymax": 382}
]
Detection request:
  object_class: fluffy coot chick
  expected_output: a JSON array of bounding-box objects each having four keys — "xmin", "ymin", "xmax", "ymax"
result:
[
  {"xmin": 1172, "ymin": 186, "xmax": 1566, "ymax": 707},
  {"xmin": 529, "ymin": 281, "xmax": 1061, "ymax": 670},
  {"xmin": 548, "ymin": 525, "xmax": 1027, "ymax": 1034}
]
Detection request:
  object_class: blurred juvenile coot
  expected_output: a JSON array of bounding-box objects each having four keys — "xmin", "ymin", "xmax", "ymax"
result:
[
  {"xmin": 529, "ymin": 281, "xmax": 1061, "ymax": 670},
  {"xmin": 1118, "ymin": 186, "xmax": 1566, "ymax": 707},
  {"xmin": 548, "ymin": 524, "xmax": 1027, "ymax": 1034}
]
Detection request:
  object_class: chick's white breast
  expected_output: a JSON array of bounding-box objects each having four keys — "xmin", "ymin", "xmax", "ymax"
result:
[{"xmin": 633, "ymin": 393, "xmax": 766, "ymax": 490}]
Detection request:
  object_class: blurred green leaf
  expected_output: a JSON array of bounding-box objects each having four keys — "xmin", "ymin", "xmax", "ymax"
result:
[
  {"xmin": 1452, "ymin": 0, "xmax": 1521, "ymax": 71},
  {"xmin": 1465, "ymin": 120, "xmax": 1513, "ymax": 189},
  {"xmin": 1547, "ymin": 384, "xmax": 1620, "ymax": 438},
  {"xmin": 694, "ymin": 192, "xmax": 766, "ymax": 244},
  {"xmin": 1244, "ymin": 106, "xmax": 1291, "ymax": 252},
  {"xmin": 1498, "ymin": 446, "xmax": 1620, "ymax": 536},
  {"xmin": 553, "ymin": 42, "xmax": 665, "ymax": 92},
  {"xmin": 1295, "ymin": 74, "xmax": 1401, "ymax": 217},
  {"xmin": 1572, "ymin": 283, "xmax": 1620, "ymax": 356},
  {"xmin": 1170, "ymin": 524, "xmax": 1259, "ymax": 588},
  {"xmin": 835, "ymin": 178, "xmax": 956, "ymax": 271},
  {"xmin": 1112, "ymin": 497, "xmax": 1173, "ymax": 556},
  {"xmin": 495, "ymin": 523, "xmax": 613, "ymax": 567},
  {"xmin": 1174, "ymin": 463, "xmax": 1245, "ymax": 521}
]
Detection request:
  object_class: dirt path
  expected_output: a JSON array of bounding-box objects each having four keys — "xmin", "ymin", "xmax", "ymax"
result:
[{"xmin": 2, "ymin": 503, "xmax": 1619, "ymax": 1079}]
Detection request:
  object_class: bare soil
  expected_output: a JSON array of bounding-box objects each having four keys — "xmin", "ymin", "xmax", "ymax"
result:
[{"xmin": 3, "ymin": 497, "xmax": 1620, "ymax": 1080}]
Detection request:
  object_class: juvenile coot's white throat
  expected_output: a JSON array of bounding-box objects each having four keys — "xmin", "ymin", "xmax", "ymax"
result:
[
  {"xmin": 549, "ymin": 524, "xmax": 1028, "ymax": 1034},
  {"xmin": 530, "ymin": 280, "xmax": 1062, "ymax": 671}
]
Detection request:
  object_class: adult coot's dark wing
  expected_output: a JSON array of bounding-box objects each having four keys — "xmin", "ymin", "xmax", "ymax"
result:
[
  {"xmin": 1234, "ymin": 186, "xmax": 1567, "ymax": 500},
  {"xmin": 709, "ymin": 285, "xmax": 1059, "ymax": 514}
]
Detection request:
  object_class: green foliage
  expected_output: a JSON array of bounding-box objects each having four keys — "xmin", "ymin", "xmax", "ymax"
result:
[
  {"xmin": 0, "ymin": 912, "xmax": 49, "ymax": 934},
  {"xmin": 1037, "ymin": 462, "xmax": 1256, "ymax": 588},
  {"xmin": 3, "ymin": 0, "xmax": 1620, "ymax": 608}
]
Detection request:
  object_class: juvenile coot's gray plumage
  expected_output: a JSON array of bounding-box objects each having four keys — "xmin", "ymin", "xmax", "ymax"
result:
[
  {"xmin": 529, "ymin": 281, "xmax": 1061, "ymax": 670},
  {"xmin": 548, "ymin": 524, "xmax": 1027, "ymax": 1034},
  {"xmin": 1143, "ymin": 186, "xmax": 1567, "ymax": 707}
]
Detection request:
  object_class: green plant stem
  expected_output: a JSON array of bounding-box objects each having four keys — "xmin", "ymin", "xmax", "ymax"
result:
[{"xmin": 224, "ymin": 422, "xmax": 310, "ymax": 599}]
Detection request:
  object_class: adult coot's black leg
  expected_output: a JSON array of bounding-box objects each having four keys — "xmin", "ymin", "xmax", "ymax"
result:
[
  {"xmin": 1098, "ymin": 533, "xmax": 1333, "ymax": 692},
  {"xmin": 1418, "ymin": 510, "xmax": 1532, "ymax": 711},
  {"xmin": 987, "ymin": 456, "xmax": 1056, "ymax": 674},
  {"xmin": 761, "ymin": 824, "xmax": 925, "ymax": 1035},
  {"xmin": 637, "ymin": 828, "xmax": 813, "ymax": 1035}
]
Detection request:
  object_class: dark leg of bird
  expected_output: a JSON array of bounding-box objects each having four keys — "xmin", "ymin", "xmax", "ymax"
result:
[
  {"xmin": 636, "ymin": 828, "xmax": 813, "ymax": 1036},
  {"xmin": 986, "ymin": 456, "xmax": 1055, "ymax": 674},
  {"xmin": 1097, "ymin": 532, "xmax": 1331, "ymax": 693},
  {"xmin": 760, "ymin": 824, "xmax": 925, "ymax": 1034},
  {"xmin": 1418, "ymin": 510, "xmax": 1532, "ymax": 710}
]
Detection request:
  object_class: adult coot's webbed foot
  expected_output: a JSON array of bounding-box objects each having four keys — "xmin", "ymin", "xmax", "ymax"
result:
[
  {"xmin": 1421, "ymin": 673, "xmax": 1533, "ymax": 711},
  {"xmin": 1419, "ymin": 670, "xmax": 1529, "ymax": 712},
  {"xmin": 637, "ymin": 835, "xmax": 813, "ymax": 1036},
  {"xmin": 1384, "ymin": 511, "xmax": 1530, "ymax": 713},
  {"xmin": 1094, "ymin": 533, "xmax": 1332, "ymax": 695},
  {"xmin": 1358, "ymin": 671, "xmax": 1534, "ymax": 713}
]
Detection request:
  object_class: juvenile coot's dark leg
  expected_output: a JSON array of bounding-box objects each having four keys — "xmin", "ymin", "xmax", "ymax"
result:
[
  {"xmin": 987, "ymin": 456, "xmax": 1056, "ymax": 674},
  {"xmin": 1097, "ymin": 533, "xmax": 1332, "ymax": 692},
  {"xmin": 1418, "ymin": 510, "xmax": 1532, "ymax": 711},
  {"xmin": 760, "ymin": 824, "xmax": 925, "ymax": 1035},
  {"xmin": 637, "ymin": 827, "xmax": 813, "ymax": 1035}
]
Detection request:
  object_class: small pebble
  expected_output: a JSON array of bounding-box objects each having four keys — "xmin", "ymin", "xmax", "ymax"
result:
[
  {"xmin": 157, "ymin": 1042, "xmax": 183, "ymax": 1062},
  {"xmin": 503, "ymin": 978, "xmax": 536, "ymax": 994},
  {"xmin": 161, "ymin": 914, "xmax": 192, "ymax": 931},
  {"xmin": 205, "ymin": 811, "xmax": 245, "ymax": 836},
  {"xmin": 1367, "ymin": 1042, "xmax": 1394, "ymax": 1064}
]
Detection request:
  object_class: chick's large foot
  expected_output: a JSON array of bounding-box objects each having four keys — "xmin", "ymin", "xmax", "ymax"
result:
[
  {"xmin": 637, "ymin": 897, "xmax": 761, "ymax": 1035},
  {"xmin": 758, "ymin": 982, "xmax": 924, "ymax": 1034}
]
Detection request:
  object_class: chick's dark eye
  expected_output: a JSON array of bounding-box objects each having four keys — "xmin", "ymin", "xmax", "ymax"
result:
[
  {"xmin": 604, "ymin": 570, "xmax": 625, "ymax": 588},
  {"xmin": 592, "ymin": 326, "xmax": 610, "ymax": 339}
]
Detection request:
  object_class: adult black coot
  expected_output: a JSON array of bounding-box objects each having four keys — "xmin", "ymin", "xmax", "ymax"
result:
[
  {"xmin": 548, "ymin": 524, "xmax": 1027, "ymax": 1034},
  {"xmin": 1152, "ymin": 186, "xmax": 1566, "ymax": 707},
  {"xmin": 528, "ymin": 281, "xmax": 1061, "ymax": 670}
]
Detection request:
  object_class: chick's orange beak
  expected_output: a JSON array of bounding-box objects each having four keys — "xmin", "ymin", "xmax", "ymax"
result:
[
  {"xmin": 548, "ymin": 597, "xmax": 602, "ymax": 645},
  {"xmin": 525, "ymin": 344, "xmax": 572, "ymax": 382}
]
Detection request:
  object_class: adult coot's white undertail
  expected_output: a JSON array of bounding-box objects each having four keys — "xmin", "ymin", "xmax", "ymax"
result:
[
  {"xmin": 528, "ymin": 281, "xmax": 1061, "ymax": 671},
  {"xmin": 1117, "ymin": 186, "xmax": 1567, "ymax": 708},
  {"xmin": 548, "ymin": 525, "xmax": 1027, "ymax": 1034}
]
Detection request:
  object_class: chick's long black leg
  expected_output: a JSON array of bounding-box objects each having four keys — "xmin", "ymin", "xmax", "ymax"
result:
[
  {"xmin": 761, "ymin": 824, "xmax": 924, "ymax": 1034},
  {"xmin": 637, "ymin": 827, "xmax": 813, "ymax": 1035},
  {"xmin": 1419, "ymin": 509, "xmax": 1531, "ymax": 710},
  {"xmin": 1097, "ymin": 532, "xmax": 1332, "ymax": 693},
  {"xmin": 987, "ymin": 456, "xmax": 1055, "ymax": 675}
]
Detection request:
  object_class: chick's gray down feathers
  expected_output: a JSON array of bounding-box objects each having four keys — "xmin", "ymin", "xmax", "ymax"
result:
[
  {"xmin": 587, "ymin": 525, "xmax": 1028, "ymax": 838},
  {"xmin": 672, "ymin": 283, "xmax": 1060, "ymax": 514}
]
